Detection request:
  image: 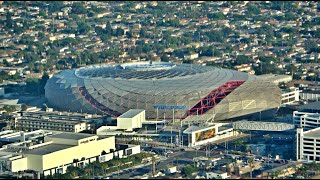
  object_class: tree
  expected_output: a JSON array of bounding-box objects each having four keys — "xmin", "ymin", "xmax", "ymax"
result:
[
  {"xmin": 72, "ymin": 2, "xmax": 87, "ymax": 14},
  {"xmin": 6, "ymin": 12, "xmax": 13, "ymax": 29},
  {"xmin": 48, "ymin": 1, "xmax": 64, "ymax": 13},
  {"xmin": 181, "ymin": 165, "xmax": 198, "ymax": 176},
  {"xmin": 245, "ymin": 145, "xmax": 251, "ymax": 154},
  {"xmin": 115, "ymin": 28, "xmax": 124, "ymax": 37},
  {"xmin": 161, "ymin": 54, "xmax": 169, "ymax": 62},
  {"xmin": 105, "ymin": 22, "xmax": 112, "ymax": 36},
  {"xmin": 21, "ymin": 104, "xmax": 28, "ymax": 111},
  {"xmin": 40, "ymin": 73, "xmax": 49, "ymax": 94},
  {"xmin": 207, "ymin": 12, "xmax": 225, "ymax": 20},
  {"xmin": 77, "ymin": 22, "xmax": 91, "ymax": 35},
  {"xmin": 66, "ymin": 166, "xmax": 81, "ymax": 178},
  {"xmin": 3, "ymin": 105, "xmax": 16, "ymax": 113},
  {"xmin": 234, "ymin": 55, "xmax": 252, "ymax": 65},
  {"xmin": 234, "ymin": 139, "xmax": 244, "ymax": 150},
  {"xmin": 101, "ymin": 163, "xmax": 109, "ymax": 175},
  {"xmin": 247, "ymin": 157, "xmax": 254, "ymax": 179},
  {"xmin": 84, "ymin": 167, "xmax": 93, "ymax": 179},
  {"xmin": 247, "ymin": 4, "xmax": 261, "ymax": 15}
]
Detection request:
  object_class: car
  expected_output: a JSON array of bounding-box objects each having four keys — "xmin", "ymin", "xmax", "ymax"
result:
[
  {"xmin": 167, "ymin": 150, "xmax": 173, "ymax": 154},
  {"xmin": 180, "ymin": 148, "xmax": 185, "ymax": 151}
]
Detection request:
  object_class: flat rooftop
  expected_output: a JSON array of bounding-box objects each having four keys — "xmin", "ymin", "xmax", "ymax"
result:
[
  {"xmin": 48, "ymin": 132, "xmax": 96, "ymax": 140},
  {"xmin": 118, "ymin": 109, "xmax": 144, "ymax": 118},
  {"xmin": 298, "ymin": 101, "xmax": 320, "ymax": 111},
  {"xmin": 25, "ymin": 144, "xmax": 73, "ymax": 155},
  {"xmin": 18, "ymin": 118, "xmax": 85, "ymax": 125}
]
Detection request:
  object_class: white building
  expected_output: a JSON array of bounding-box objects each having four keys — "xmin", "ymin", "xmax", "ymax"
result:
[
  {"xmin": 206, "ymin": 171, "xmax": 230, "ymax": 179},
  {"xmin": 293, "ymin": 111, "xmax": 320, "ymax": 130},
  {"xmin": 296, "ymin": 127, "xmax": 320, "ymax": 162},
  {"xmin": 281, "ymin": 88, "xmax": 301, "ymax": 105},
  {"xmin": 300, "ymin": 91, "xmax": 320, "ymax": 101},
  {"xmin": 117, "ymin": 109, "xmax": 146, "ymax": 131},
  {"xmin": 184, "ymin": 52, "xmax": 199, "ymax": 60},
  {"xmin": 183, "ymin": 123, "xmax": 237, "ymax": 147}
]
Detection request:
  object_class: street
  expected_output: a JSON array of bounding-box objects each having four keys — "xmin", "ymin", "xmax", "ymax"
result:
[{"xmin": 111, "ymin": 149, "xmax": 223, "ymax": 179}]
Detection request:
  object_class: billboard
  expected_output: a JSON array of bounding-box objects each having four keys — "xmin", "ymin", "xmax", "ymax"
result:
[{"xmin": 195, "ymin": 127, "xmax": 216, "ymax": 142}]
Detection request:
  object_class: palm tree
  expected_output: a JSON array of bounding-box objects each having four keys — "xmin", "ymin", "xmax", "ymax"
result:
[
  {"xmin": 247, "ymin": 157, "xmax": 254, "ymax": 179},
  {"xmin": 245, "ymin": 145, "xmax": 251, "ymax": 154},
  {"xmin": 152, "ymin": 155, "xmax": 156, "ymax": 177},
  {"xmin": 101, "ymin": 163, "xmax": 109, "ymax": 175},
  {"xmin": 115, "ymin": 160, "xmax": 122, "ymax": 177},
  {"xmin": 84, "ymin": 167, "xmax": 93, "ymax": 179},
  {"xmin": 234, "ymin": 139, "xmax": 244, "ymax": 151}
]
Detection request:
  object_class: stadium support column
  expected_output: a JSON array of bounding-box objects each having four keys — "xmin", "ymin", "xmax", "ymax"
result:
[
  {"xmin": 156, "ymin": 108, "xmax": 158, "ymax": 120},
  {"xmin": 180, "ymin": 120, "xmax": 183, "ymax": 148},
  {"xmin": 171, "ymin": 126, "xmax": 173, "ymax": 145},
  {"xmin": 173, "ymin": 108, "xmax": 175, "ymax": 124}
]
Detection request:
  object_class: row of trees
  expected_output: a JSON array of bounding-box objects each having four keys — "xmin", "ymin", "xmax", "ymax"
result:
[
  {"xmin": 0, "ymin": 71, "xmax": 21, "ymax": 83},
  {"xmin": 45, "ymin": 152, "xmax": 153, "ymax": 179},
  {"xmin": 24, "ymin": 73, "xmax": 49, "ymax": 95}
]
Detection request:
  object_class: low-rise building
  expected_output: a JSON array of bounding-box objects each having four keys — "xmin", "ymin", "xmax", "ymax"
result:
[
  {"xmin": 206, "ymin": 171, "xmax": 230, "ymax": 179},
  {"xmin": 183, "ymin": 123, "xmax": 237, "ymax": 147},
  {"xmin": 184, "ymin": 52, "xmax": 199, "ymax": 60},
  {"xmin": 0, "ymin": 130, "xmax": 115, "ymax": 176},
  {"xmin": 14, "ymin": 111, "xmax": 105, "ymax": 132}
]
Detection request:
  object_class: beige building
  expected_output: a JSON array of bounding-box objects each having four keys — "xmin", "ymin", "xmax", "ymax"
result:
[
  {"xmin": 0, "ymin": 131, "xmax": 115, "ymax": 176},
  {"xmin": 117, "ymin": 109, "xmax": 146, "ymax": 131}
]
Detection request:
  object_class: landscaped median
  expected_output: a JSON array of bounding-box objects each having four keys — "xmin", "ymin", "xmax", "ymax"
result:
[{"xmin": 44, "ymin": 152, "xmax": 157, "ymax": 179}]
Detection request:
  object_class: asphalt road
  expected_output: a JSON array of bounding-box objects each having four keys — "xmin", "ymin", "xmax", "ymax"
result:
[{"xmin": 113, "ymin": 149, "xmax": 222, "ymax": 179}]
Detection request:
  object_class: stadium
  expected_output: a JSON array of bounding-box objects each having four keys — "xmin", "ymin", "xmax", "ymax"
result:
[{"xmin": 45, "ymin": 62, "xmax": 281, "ymax": 122}]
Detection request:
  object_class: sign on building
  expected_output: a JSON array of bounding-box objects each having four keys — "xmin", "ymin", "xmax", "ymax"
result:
[{"xmin": 154, "ymin": 105, "xmax": 187, "ymax": 110}]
